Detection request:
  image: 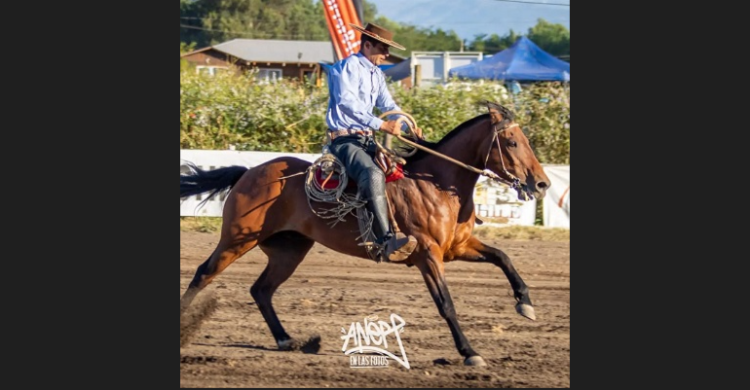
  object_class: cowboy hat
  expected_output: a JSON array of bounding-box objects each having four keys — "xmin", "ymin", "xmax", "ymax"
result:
[{"xmin": 349, "ymin": 22, "xmax": 406, "ymax": 51}]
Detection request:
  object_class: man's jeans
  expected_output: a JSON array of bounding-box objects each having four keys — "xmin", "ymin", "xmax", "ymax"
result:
[{"xmin": 328, "ymin": 134, "xmax": 392, "ymax": 244}]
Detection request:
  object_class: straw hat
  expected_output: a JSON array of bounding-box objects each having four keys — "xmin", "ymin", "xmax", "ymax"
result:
[{"xmin": 349, "ymin": 22, "xmax": 406, "ymax": 51}]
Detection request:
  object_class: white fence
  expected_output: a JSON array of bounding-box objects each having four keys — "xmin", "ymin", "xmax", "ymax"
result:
[{"xmin": 180, "ymin": 149, "xmax": 569, "ymax": 228}]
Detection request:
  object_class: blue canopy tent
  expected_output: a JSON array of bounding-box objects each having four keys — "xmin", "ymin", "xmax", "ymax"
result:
[
  {"xmin": 381, "ymin": 58, "xmax": 411, "ymax": 82},
  {"xmin": 447, "ymin": 36, "xmax": 570, "ymax": 82}
]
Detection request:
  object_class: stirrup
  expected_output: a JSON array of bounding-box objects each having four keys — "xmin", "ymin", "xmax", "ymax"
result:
[{"xmin": 381, "ymin": 232, "xmax": 417, "ymax": 262}]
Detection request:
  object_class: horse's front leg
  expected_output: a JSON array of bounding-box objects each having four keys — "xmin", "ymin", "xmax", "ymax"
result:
[
  {"xmin": 452, "ymin": 236, "xmax": 535, "ymax": 320},
  {"xmin": 415, "ymin": 244, "xmax": 487, "ymax": 366}
]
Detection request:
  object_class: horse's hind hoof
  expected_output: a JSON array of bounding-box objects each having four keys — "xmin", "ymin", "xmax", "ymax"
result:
[
  {"xmin": 278, "ymin": 335, "xmax": 321, "ymax": 354},
  {"xmin": 278, "ymin": 338, "xmax": 299, "ymax": 351},
  {"xmin": 464, "ymin": 356, "xmax": 487, "ymax": 367},
  {"xmin": 300, "ymin": 335, "xmax": 322, "ymax": 354},
  {"xmin": 516, "ymin": 303, "xmax": 536, "ymax": 321}
]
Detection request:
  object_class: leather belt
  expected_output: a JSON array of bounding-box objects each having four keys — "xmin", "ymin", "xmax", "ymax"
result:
[{"xmin": 329, "ymin": 129, "xmax": 373, "ymax": 140}]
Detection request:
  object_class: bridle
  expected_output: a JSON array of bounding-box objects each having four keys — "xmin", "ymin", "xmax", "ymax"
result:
[
  {"xmin": 377, "ymin": 110, "xmax": 531, "ymax": 200},
  {"xmin": 481, "ymin": 121, "xmax": 528, "ymax": 199}
]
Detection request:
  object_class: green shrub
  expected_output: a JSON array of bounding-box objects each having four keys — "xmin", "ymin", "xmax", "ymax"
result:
[{"xmin": 180, "ymin": 69, "xmax": 570, "ymax": 164}]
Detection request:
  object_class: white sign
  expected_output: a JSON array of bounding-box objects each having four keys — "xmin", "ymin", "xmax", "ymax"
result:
[
  {"xmin": 473, "ymin": 176, "xmax": 537, "ymax": 227},
  {"xmin": 542, "ymin": 165, "xmax": 570, "ymax": 228}
]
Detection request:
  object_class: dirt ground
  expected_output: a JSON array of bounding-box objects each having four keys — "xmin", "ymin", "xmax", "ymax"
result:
[{"xmin": 180, "ymin": 231, "xmax": 570, "ymax": 388}]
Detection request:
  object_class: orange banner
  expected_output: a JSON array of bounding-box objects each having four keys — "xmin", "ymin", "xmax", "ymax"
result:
[{"xmin": 322, "ymin": 0, "xmax": 362, "ymax": 61}]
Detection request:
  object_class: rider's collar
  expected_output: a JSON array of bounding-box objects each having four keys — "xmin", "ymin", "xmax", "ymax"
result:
[{"xmin": 355, "ymin": 52, "xmax": 378, "ymax": 73}]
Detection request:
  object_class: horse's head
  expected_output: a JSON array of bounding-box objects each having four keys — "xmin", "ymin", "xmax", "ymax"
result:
[{"xmin": 484, "ymin": 102, "xmax": 551, "ymax": 200}]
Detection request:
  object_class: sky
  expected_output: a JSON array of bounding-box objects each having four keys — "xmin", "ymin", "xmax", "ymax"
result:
[{"xmin": 365, "ymin": 0, "xmax": 570, "ymax": 41}]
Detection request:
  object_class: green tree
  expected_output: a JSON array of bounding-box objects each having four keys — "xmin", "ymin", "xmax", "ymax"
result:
[
  {"xmin": 362, "ymin": 0, "xmax": 378, "ymax": 22},
  {"xmin": 482, "ymin": 33, "xmax": 507, "ymax": 54},
  {"xmin": 180, "ymin": 0, "xmax": 206, "ymax": 47},
  {"xmin": 179, "ymin": 1, "xmax": 569, "ymax": 61},
  {"xmin": 470, "ymin": 34, "xmax": 487, "ymax": 53},
  {"xmin": 466, "ymin": 19, "xmax": 568, "ymax": 58},
  {"xmin": 181, "ymin": 0, "xmax": 330, "ymax": 46},
  {"xmin": 526, "ymin": 19, "xmax": 570, "ymax": 57},
  {"xmin": 367, "ymin": 18, "xmax": 462, "ymax": 57}
]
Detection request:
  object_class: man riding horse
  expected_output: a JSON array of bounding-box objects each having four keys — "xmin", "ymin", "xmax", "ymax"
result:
[{"xmin": 325, "ymin": 22, "xmax": 418, "ymax": 262}]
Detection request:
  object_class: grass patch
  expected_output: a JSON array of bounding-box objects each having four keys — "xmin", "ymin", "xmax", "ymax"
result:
[
  {"xmin": 180, "ymin": 217, "xmax": 223, "ymax": 233},
  {"xmin": 473, "ymin": 225, "xmax": 569, "ymax": 241}
]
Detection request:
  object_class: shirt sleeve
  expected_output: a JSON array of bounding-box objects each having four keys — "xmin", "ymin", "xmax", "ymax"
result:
[
  {"xmin": 375, "ymin": 73, "xmax": 406, "ymax": 130},
  {"xmin": 334, "ymin": 60, "xmax": 384, "ymax": 130}
]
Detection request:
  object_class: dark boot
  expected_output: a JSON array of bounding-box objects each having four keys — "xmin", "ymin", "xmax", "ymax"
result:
[{"xmin": 366, "ymin": 193, "xmax": 417, "ymax": 262}]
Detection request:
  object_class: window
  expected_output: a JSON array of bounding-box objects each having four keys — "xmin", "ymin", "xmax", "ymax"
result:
[
  {"xmin": 196, "ymin": 66, "xmax": 228, "ymax": 76},
  {"xmin": 256, "ymin": 68, "xmax": 282, "ymax": 83}
]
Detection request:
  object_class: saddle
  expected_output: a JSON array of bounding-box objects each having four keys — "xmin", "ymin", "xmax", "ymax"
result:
[
  {"xmin": 312, "ymin": 149, "xmax": 406, "ymax": 190},
  {"xmin": 306, "ymin": 145, "xmax": 408, "ymax": 263}
]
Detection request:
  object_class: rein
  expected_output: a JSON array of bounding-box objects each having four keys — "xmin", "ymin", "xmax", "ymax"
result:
[
  {"xmin": 394, "ymin": 121, "xmax": 528, "ymax": 199},
  {"xmin": 283, "ymin": 109, "xmax": 530, "ymax": 200}
]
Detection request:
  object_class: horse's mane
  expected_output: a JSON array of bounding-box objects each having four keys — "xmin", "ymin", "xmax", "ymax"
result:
[{"xmin": 403, "ymin": 113, "xmax": 491, "ymax": 164}]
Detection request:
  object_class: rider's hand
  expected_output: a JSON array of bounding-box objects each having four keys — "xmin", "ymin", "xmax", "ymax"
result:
[{"xmin": 380, "ymin": 120, "xmax": 401, "ymax": 136}]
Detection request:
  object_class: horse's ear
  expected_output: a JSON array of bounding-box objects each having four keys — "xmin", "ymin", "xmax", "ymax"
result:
[
  {"xmin": 485, "ymin": 101, "xmax": 504, "ymax": 125},
  {"xmin": 484, "ymin": 101, "xmax": 515, "ymax": 124}
]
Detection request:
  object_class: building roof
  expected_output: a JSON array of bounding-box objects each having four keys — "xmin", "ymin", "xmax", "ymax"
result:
[
  {"xmin": 181, "ymin": 39, "xmax": 408, "ymax": 65},
  {"xmin": 206, "ymin": 39, "xmax": 336, "ymax": 64}
]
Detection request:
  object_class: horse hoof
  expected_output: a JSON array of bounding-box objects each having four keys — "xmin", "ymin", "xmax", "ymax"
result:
[
  {"xmin": 278, "ymin": 335, "xmax": 322, "ymax": 353},
  {"xmin": 278, "ymin": 339, "xmax": 299, "ymax": 351},
  {"xmin": 464, "ymin": 356, "xmax": 487, "ymax": 367},
  {"xmin": 516, "ymin": 303, "xmax": 536, "ymax": 321},
  {"xmin": 300, "ymin": 335, "xmax": 322, "ymax": 354}
]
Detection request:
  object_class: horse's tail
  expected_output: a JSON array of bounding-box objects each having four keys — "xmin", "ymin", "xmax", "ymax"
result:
[{"xmin": 180, "ymin": 162, "xmax": 249, "ymax": 207}]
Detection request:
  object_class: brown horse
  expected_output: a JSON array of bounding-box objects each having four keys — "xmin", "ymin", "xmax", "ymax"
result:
[{"xmin": 179, "ymin": 103, "xmax": 551, "ymax": 367}]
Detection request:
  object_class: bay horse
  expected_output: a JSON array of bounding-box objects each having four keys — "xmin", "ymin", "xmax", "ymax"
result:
[{"xmin": 179, "ymin": 103, "xmax": 551, "ymax": 367}]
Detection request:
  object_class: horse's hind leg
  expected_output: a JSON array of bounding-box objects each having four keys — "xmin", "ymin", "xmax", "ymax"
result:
[
  {"xmin": 251, "ymin": 231, "xmax": 315, "ymax": 351},
  {"xmin": 180, "ymin": 235, "xmax": 259, "ymax": 314}
]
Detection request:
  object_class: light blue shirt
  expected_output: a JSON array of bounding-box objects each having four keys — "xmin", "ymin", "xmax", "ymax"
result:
[{"xmin": 325, "ymin": 52, "xmax": 401, "ymax": 132}]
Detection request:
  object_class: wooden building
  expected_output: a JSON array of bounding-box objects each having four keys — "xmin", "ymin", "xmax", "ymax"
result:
[{"xmin": 181, "ymin": 38, "xmax": 407, "ymax": 85}]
